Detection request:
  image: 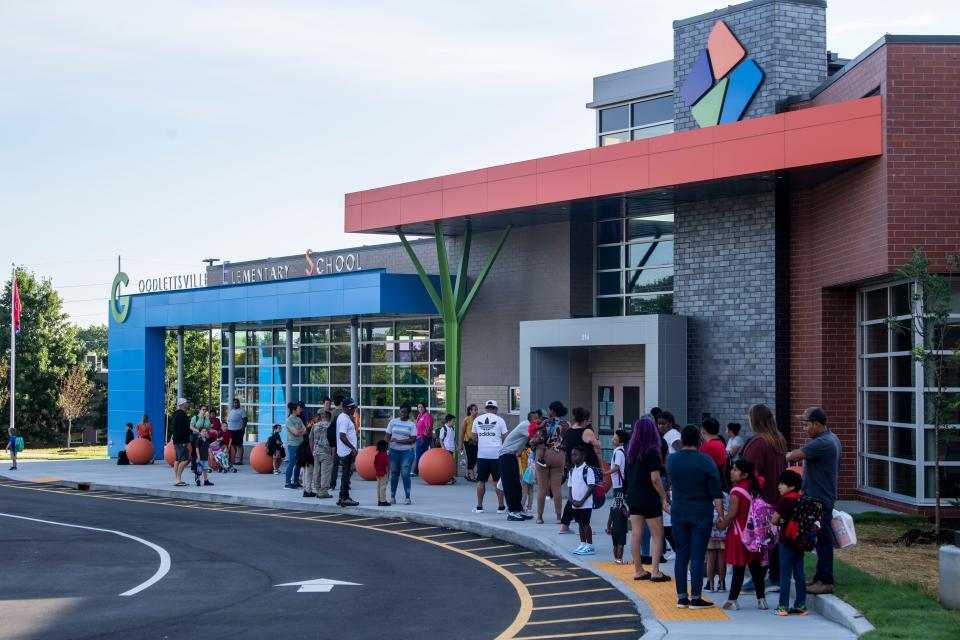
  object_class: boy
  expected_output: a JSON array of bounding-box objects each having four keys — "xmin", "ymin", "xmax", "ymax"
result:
[
  {"xmin": 771, "ymin": 469, "xmax": 807, "ymax": 616},
  {"xmin": 438, "ymin": 414, "xmax": 458, "ymax": 485},
  {"xmin": 568, "ymin": 446, "xmax": 596, "ymax": 555},
  {"xmin": 375, "ymin": 439, "xmax": 390, "ymax": 506},
  {"xmin": 192, "ymin": 427, "xmax": 214, "ymax": 487},
  {"xmin": 266, "ymin": 424, "xmax": 284, "ymax": 475},
  {"xmin": 6, "ymin": 426, "xmax": 17, "ymax": 471}
]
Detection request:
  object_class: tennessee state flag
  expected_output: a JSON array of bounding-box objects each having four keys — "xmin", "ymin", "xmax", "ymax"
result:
[{"xmin": 12, "ymin": 276, "xmax": 21, "ymax": 335}]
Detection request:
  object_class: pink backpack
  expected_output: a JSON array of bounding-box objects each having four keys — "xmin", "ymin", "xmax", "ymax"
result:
[{"xmin": 731, "ymin": 486, "xmax": 779, "ymax": 558}]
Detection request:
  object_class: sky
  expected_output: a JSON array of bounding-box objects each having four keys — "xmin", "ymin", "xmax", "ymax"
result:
[{"xmin": 1, "ymin": 0, "xmax": 956, "ymax": 326}]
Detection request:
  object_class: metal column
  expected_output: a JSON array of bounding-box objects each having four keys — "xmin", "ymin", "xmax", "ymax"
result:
[
  {"xmin": 285, "ymin": 321, "xmax": 294, "ymax": 406},
  {"xmin": 227, "ymin": 325, "xmax": 236, "ymax": 404},
  {"xmin": 350, "ymin": 316, "xmax": 359, "ymax": 402},
  {"xmin": 176, "ymin": 328, "xmax": 185, "ymax": 401}
]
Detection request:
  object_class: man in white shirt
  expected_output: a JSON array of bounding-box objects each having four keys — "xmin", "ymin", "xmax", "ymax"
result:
[
  {"xmin": 336, "ymin": 397, "xmax": 359, "ymax": 507},
  {"xmin": 472, "ymin": 400, "xmax": 507, "ymax": 514}
]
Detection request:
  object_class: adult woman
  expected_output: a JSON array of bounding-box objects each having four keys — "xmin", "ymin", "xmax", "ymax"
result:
[
  {"xmin": 385, "ymin": 403, "xmax": 417, "ymax": 504},
  {"xmin": 741, "ymin": 403, "xmax": 787, "ymax": 586},
  {"xmin": 412, "ymin": 402, "xmax": 433, "ymax": 476},
  {"xmin": 136, "ymin": 414, "xmax": 153, "ymax": 441},
  {"xmin": 190, "ymin": 405, "xmax": 211, "ymax": 435},
  {"xmin": 726, "ymin": 422, "xmax": 745, "ymax": 460},
  {"xmin": 460, "ymin": 404, "xmax": 479, "ymax": 481},
  {"xmin": 284, "ymin": 402, "xmax": 306, "ymax": 489},
  {"xmin": 530, "ymin": 401, "xmax": 569, "ymax": 524},
  {"xmin": 558, "ymin": 407, "xmax": 602, "ymax": 533},
  {"xmin": 625, "ymin": 415, "xmax": 671, "ymax": 582}
]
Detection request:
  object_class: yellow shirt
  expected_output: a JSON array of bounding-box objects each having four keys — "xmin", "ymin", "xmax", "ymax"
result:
[
  {"xmin": 519, "ymin": 447, "xmax": 529, "ymax": 474},
  {"xmin": 463, "ymin": 416, "xmax": 475, "ymax": 442}
]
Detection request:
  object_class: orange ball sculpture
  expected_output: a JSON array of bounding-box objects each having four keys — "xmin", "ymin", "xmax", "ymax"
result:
[
  {"xmin": 164, "ymin": 441, "xmax": 193, "ymax": 466},
  {"xmin": 419, "ymin": 448, "xmax": 456, "ymax": 485},
  {"xmin": 126, "ymin": 438, "xmax": 155, "ymax": 465},
  {"xmin": 249, "ymin": 442, "xmax": 274, "ymax": 474},
  {"xmin": 355, "ymin": 446, "xmax": 378, "ymax": 481}
]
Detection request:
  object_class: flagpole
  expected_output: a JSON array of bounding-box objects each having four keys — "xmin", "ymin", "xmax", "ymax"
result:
[{"xmin": 9, "ymin": 264, "xmax": 15, "ymax": 436}]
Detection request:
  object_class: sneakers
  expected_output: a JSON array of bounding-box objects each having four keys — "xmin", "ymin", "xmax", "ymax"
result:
[
  {"xmin": 8, "ymin": 466, "xmax": 15, "ymax": 471},
  {"xmin": 195, "ymin": 478, "xmax": 201, "ymax": 486},
  {"xmin": 316, "ymin": 492, "xmax": 333, "ymax": 499},
  {"xmin": 302, "ymin": 491, "xmax": 316, "ymax": 497},
  {"xmin": 775, "ymin": 605, "xmax": 790, "ymax": 617},
  {"xmin": 789, "ymin": 605, "xmax": 809, "ymax": 616},
  {"xmin": 507, "ymin": 512, "xmax": 527, "ymax": 521},
  {"xmin": 404, "ymin": 497, "xmax": 411, "ymax": 505},
  {"xmin": 471, "ymin": 506, "xmax": 484, "ymax": 513},
  {"xmin": 273, "ymin": 469, "xmax": 281, "ymax": 475},
  {"xmin": 614, "ymin": 558, "xmax": 625, "ymax": 565},
  {"xmin": 704, "ymin": 578, "xmax": 714, "ymax": 593},
  {"xmin": 807, "ymin": 582, "xmax": 834, "ymax": 594},
  {"xmin": 689, "ymin": 598, "xmax": 715, "ymax": 610},
  {"xmin": 677, "ymin": 597, "xmax": 690, "ymax": 609},
  {"xmin": 764, "ymin": 579, "xmax": 780, "ymax": 593},
  {"xmin": 203, "ymin": 480, "xmax": 214, "ymax": 486},
  {"xmin": 340, "ymin": 498, "xmax": 359, "ymax": 507},
  {"xmin": 721, "ymin": 600, "xmax": 739, "ymax": 610},
  {"xmin": 496, "ymin": 506, "xmax": 507, "ymax": 514},
  {"xmin": 284, "ymin": 483, "xmax": 296, "ymax": 489},
  {"xmin": 572, "ymin": 544, "xmax": 596, "ymax": 555},
  {"xmin": 716, "ymin": 577, "xmax": 726, "ymax": 592},
  {"xmin": 757, "ymin": 598, "xmax": 769, "ymax": 610},
  {"xmin": 377, "ymin": 501, "xmax": 391, "ymax": 507}
]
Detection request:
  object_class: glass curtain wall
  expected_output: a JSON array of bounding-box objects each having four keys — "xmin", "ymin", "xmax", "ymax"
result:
[
  {"xmin": 858, "ymin": 281, "xmax": 960, "ymax": 503},
  {"xmin": 596, "ymin": 200, "xmax": 674, "ymax": 317},
  {"xmin": 221, "ymin": 316, "xmax": 444, "ymax": 445}
]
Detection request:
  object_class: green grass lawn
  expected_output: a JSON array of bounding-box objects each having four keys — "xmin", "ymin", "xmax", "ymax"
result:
[
  {"xmin": 804, "ymin": 512, "xmax": 960, "ymax": 639},
  {"xmin": 12, "ymin": 445, "xmax": 108, "ymax": 460}
]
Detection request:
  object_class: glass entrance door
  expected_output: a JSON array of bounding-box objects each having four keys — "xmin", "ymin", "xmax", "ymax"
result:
[{"xmin": 593, "ymin": 376, "xmax": 644, "ymax": 459}]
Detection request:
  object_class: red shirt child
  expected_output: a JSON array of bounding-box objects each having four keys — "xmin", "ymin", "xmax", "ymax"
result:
[{"xmin": 374, "ymin": 449, "xmax": 389, "ymax": 477}]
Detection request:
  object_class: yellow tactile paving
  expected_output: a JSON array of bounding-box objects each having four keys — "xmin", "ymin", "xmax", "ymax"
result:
[
  {"xmin": 29, "ymin": 477, "xmax": 65, "ymax": 483},
  {"xmin": 592, "ymin": 561, "xmax": 729, "ymax": 622}
]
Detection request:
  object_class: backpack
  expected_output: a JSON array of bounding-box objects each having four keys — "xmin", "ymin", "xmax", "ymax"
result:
[
  {"xmin": 117, "ymin": 451, "xmax": 129, "ymax": 465},
  {"xmin": 583, "ymin": 465, "xmax": 606, "ymax": 509},
  {"xmin": 15, "ymin": 436, "xmax": 24, "ymax": 452},
  {"xmin": 326, "ymin": 419, "xmax": 337, "ymax": 448},
  {"xmin": 266, "ymin": 433, "xmax": 282, "ymax": 456},
  {"xmin": 296, "ymin": 437, "xmax": 314, "ymax": 467},
  {"xmin": 783, "ymin": 495, "xmax": 826, "ymax": 551},
  {"xmin": 731, "ymin": 486, "xmax": 778, "ymax": 555}
]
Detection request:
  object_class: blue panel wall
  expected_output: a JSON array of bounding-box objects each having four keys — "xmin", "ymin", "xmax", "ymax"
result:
[{"xmin": 107, "ymin": 270, "xmax": 439, "ymax": 458}]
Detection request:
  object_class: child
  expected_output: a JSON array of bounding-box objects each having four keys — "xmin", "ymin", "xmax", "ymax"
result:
[
  {"xmin": 520, "ymin": 445, "xmax": 536, "ymax": 514},
  {"xmin": 705, "ymin": 491, "xmax": 729, "ymax": 591},
  {"xmin": 375, "ymin": 439, "xmax": 390, "ymax": 506},
  {"xmin": 192, "ymin": 427, "xmax": 214, "ymax": 487},
  {"xmin": 605, "ymin": 430, "xmax": 629, "ymax": 564},
  {"xmin": 6, "ymin": 426, "xmax": 17, "ymax": 471},
  {"xmin": 216, "ymin": 427, "xmax": 233, "ymax": 472},
  {"xmin": 266, "ymin": 424, "xmax": 284, "ymax": 475},
  {"xmin": 300, "ymin": 419, "xmax": 317, "ymax": 498},
  {"xmin": 716, "ymin": 459, "xmax": 767, "ymax": 610},
  {"xmin": 771, "ymin": 469, "xmax": 807, "ymax": 616},
  {"xmin": 124, "ymin": 422, "xmax": 135, "ymax": 445},
  {"xmin": 438, "ymin": 414, "xmax": 458, "ymax": 485},
  {"xmin": 568, "ymin": 446, "xmax": 596, "ymax": 556}
]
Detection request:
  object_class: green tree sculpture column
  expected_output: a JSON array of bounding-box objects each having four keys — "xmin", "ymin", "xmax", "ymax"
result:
[{"xmin": 397, "ymin": 220, "xmax": 512, "ymax": 424}]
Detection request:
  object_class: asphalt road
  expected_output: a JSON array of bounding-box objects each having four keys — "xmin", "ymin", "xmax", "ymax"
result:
[{"xmin": 0, "ymin": 480, "xmax": 643, "ymax": 640}]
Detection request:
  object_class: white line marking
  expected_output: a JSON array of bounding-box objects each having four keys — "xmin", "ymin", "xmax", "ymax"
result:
[{"xmin": 0, "ymin": 511, "xmax": 171, "ymax": 596}]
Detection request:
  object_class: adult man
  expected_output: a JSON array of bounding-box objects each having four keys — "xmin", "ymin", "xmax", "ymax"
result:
[
  {"xmin": 326, "ymin": 397, "xmax": 341, "ymax": 491},
  {"xmin": 171, "ymin": 398, "xmax": 192, "ymax": 487},
  {"xmin": 336, "ymin": 397, "xmax": 359, "ymax": 507},
  {"xmin": 225, "ymin": 399, "xmax": 247, "ymax": 465},
  {"xmin": 499, "ymin": 411, "xmax": 539, "ymax": 522},
  {"xmin": 786, "ymin": 406, "xmax": 841, "ymax": 594},
  {"xmin": 472, "ymin": 400, "xmax": 507, "ymax": 514}
]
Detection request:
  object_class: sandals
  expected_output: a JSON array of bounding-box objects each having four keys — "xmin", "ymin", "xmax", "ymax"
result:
[
  {"xmin": 174, "ymin": 482, "xmax": 188, "ymax": 487},
  {"xmin": 634, "ymin": 571, "xmax": 652, "ymax": 581},
  {"xmin": 651, "ymin": 574, "xmax": 672, "ymax": 583}
]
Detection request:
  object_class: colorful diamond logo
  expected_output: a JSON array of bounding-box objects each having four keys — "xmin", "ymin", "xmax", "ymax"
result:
[{"xmin": 681, "ymin": 20, "xmax": 764, "ymax": 128}]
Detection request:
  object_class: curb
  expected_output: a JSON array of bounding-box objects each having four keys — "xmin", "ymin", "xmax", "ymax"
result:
[
  {"xmin": 22, "ymin": 475, "xmax": 665, "ymax": 640},
  {"xmin": 809, "ymin": 593, "xmax": 876, "ymax": 636}
]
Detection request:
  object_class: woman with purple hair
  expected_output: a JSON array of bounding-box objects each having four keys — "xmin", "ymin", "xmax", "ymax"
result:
[{"xmin": 625, "ymin": 414, "xmax": 671, "ymax": 582}]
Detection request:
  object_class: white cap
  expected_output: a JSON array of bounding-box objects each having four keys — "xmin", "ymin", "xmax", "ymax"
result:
[
  {"xmin": 177, "ymin": 397, "xmax": 187, "ymax": 406},
  {"xmin": 484, "ymin": 400, "xmax": 498, "ymax": 409}
]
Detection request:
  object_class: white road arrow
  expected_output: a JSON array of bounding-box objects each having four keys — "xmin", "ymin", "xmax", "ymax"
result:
[{"xmin": 274, "ymin": 578, "xmax": 362, "ymax": 593}]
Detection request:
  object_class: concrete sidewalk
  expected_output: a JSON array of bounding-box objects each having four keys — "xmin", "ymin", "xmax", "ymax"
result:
[{"xmin": 1, "ymin": 459, "xmax": 870, "ymax": 639}]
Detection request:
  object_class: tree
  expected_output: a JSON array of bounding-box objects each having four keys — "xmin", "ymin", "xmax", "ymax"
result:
[
  {"xmin": 77, "ymin": 324, "xmax": 108, "ymax": 370},
  {"xmin": 58, "ymin": 365, "xmax": 93, "ymax": 449},
  {"xmin": 164, "ymin": 330, "xmax": 221, "ymax": 420},
  {"xmin": 887, "ymin": 248, "xmax": 960, "ymax": 536},
  {"xmin": 0, "ymin": 356, "xmax": 8, "ymax": 417},
  {"xmin": 0, "ymin": 269, "xmax": 83, "ymax": 442}
]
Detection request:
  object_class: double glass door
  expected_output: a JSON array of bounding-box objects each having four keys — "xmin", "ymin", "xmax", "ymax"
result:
[{"xmin": 593, "ymin": 376, "xmax": 643, "ymax": 459}]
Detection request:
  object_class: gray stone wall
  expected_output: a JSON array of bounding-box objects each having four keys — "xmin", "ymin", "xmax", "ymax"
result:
[
  {"xmin": 673, "ymin": 0, "xmax": 827, "ymax": 131},
  {"xmin": 673, "ymin": 190, "xmax": 777, "ymax": 426}
]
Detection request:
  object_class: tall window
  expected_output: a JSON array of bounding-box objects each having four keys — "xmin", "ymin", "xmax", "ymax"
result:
[
  {"xmin": 598, "ymin": 94, "xmax": 674, "ymax": 147},
  {"xmin": 596, "ymin": 206, "xmax": 674, "ymax": 316},
  {"xmin": 858, "ymin": 281, "xmax": 960, "ymax": 503}
]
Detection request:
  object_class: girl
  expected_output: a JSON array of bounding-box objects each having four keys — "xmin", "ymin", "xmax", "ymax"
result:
[
  {"xmin": 520, "ymin": 444, "xmax": 536, "ymax": 513},
  {"xmin": 412, "ymin": 402, "xmax": 433, "ymax": 476},
  {"xmin": 460, "ymin": 404, "xmax": 479, "ymax": 482},
  {"xmin": 625, "ymin": 415, "xmax": 670, "ymax": 582},
  {"xmin": 705, "ymin": 490, "xmax": 729, "ymax": 592},
  {"xmin": 716, "ymin": 459, "xmax": 768, "ymax": 610}
]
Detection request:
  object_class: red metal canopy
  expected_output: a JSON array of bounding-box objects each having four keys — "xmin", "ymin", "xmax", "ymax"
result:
[{"xmin": 345, "ymin": 96, "xmax": 882, "ymax": 234}]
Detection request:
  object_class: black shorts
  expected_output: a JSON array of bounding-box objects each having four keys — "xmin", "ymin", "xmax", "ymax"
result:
[
  {"xmin": 229, "ymin": 429, "xmax": 245, "ymax": 446},
  {"xmin": 476, "ymin": 458, "xmax": 500, "ymax": 483},
  {"xmin": 628, "ymin": 502, "xmax": 663, "ymax": 519},
  {"xmin": 174, "ymin": 443, "xmax": 190, "ymax": 462},
  {"xmin": 610, "ymin": 508, "xmax": 628, "ymax": 546},
  {"xmin": 465, "ymin": 441, "xmax": 478, "ymax": 469},
  {"xmin": 572, "ymin": 507, "xmax": 593, "ymax": 526}
]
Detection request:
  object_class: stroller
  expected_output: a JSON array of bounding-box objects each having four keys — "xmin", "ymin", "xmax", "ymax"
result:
[{"xmin": 211, "ymin": 442, "xmax": 237, "ymax": 473}]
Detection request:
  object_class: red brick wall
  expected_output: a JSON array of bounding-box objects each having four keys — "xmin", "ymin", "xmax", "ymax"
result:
[{"xmin": 787, "ymin": 42, "xmax": 960, "ymax": 511}]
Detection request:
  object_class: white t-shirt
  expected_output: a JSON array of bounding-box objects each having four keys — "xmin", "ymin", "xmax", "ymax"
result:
[
  {"xmin": 610, "ymin": 446, "xmax": 626, "ymax": 491},
  {"xmin": 568, "ymin": 462, "xmax": 595, "ymax": 509},
  {"xmin": 663, "ymin": 429, "xmax": 681, "ymax": 455},
  {"xmin": 336, "ymin": 412, "xmax": 357, "ymax": 458},
  {"xmin": 472, "ymin": 413, "xmax": 507, "ymax": 460},
  {"xmin": 438, "ymin": 424, "xmax": 456, "ymax": 452}
]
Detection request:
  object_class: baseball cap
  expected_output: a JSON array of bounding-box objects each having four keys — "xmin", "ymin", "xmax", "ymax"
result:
[
  {"xmin": 177, "ymin": 397, "xmax": 187, "ymax": 406},
  {"xmin": 342, "ymin": 397, "xmax": 357, "ymax": 408},
  {"xmin": 795, "ymin": 406, "xmax": 828, "ymax": 425},
  {"xmin": 484, "ymin": 400, "xmax": 498, "ymax": 409}
]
